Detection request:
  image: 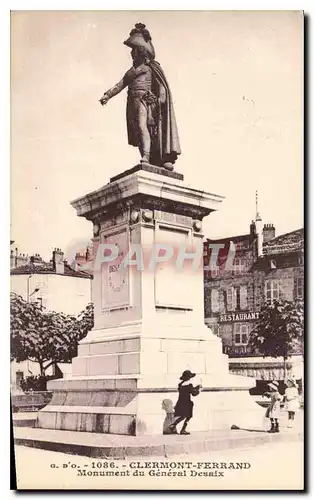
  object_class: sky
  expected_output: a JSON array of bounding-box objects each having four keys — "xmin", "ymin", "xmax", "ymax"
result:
[{"xmin": 11, "ymin": 10, "xmax": 303, "ymax": 261}]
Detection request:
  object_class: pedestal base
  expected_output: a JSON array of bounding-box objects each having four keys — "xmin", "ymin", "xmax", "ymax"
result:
[
  {"xmin": 38, "ymin": 330, "xmax": 264, "ymax": 435},
  {"xmin": 37, "ymin": 374, "xmax": 264, "ymax": 436}
]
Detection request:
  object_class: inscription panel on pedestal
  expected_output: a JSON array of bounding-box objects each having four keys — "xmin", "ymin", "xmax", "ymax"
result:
[
  {"xmin": 154, "ymin": 225, "xmax": 193, "ymax": 309},
  {"xmin": 154, "ymin": 210, "xmax": 192, "ymax": 227},
  {"xmin": 101, "ymin": 229, "xmax": 130, "ymax": 309}
]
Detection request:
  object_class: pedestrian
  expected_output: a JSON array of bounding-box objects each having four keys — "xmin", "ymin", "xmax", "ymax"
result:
[
  {"xmin": 169, "ymin": 370, "xmax": 201, "ymax": 435},
  {"xmin": 283, "ymin": 377, "xmax": 300, "ymax": 428},
  {"xmin": 263, "ymin": 380, "xmax": 282, "ymax": 433}
]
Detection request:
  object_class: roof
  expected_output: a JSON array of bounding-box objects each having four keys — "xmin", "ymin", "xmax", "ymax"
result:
[
  {"xmin": 263, "ymin": 228, "xmax": 304, "ymax": 255},
  {"xmin": 206, "ymin": 227, "xmax": 304, "ymax": 252},
  {"xmin": 10, "ymin": 262, "xmax": 92, "ymax": 279},
  {"xmin": 206, "ymin": 233, "xmax": 253, "ymax": 244}
]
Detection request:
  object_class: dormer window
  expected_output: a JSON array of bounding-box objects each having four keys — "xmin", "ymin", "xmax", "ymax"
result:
[
  {"xmin": 269, "ymin": 259, "xmax": 276, "ymax": 269},
  {"xmin": 233, "ymin": 258, "xmax": 247, "ymax": 275}
]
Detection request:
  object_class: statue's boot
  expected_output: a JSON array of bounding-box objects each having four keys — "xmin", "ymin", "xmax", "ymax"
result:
[
  {"xmin": 140, "ymin": 151, "xmax": 151, "ymax": 167},
  {"xmin": 163, "ymin": 162, "xmax": 174, "ymax": 171}
]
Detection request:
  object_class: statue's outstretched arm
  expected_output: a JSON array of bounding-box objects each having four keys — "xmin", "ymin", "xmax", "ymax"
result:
[
  {"xmin": 99, "ymin": 77, "xmax": 127, "ymax": 105},
  {"xmin": 99, "ymin": 66, "xmax": 146, "ymax": 106}
]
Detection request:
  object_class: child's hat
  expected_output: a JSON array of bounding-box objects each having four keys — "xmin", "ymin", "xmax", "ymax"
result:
[
  {"xmin": 286, "ymin": 377, "xmax": 298, "ymax": 387},
  {"xmin": 268, "ymin": 380, "xmax": 279, "ymax": 391},
  {"xmin": 180, "ymin": 370, "xmax": 196, "ymax": 381}
]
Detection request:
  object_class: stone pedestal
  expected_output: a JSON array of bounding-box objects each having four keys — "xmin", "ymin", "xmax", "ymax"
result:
[{"xmin": 38, "ymin": 165, "xmax": 263, "ymax": 435}]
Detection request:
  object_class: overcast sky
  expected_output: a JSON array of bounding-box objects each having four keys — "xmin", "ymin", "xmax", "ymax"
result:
[{"xmin": 11, "ymin": 10, "xmax": 303, "ymax": 261}]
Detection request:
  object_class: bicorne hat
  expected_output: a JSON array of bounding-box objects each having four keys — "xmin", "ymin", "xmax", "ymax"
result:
[
  {"xmin": 180, "ymin": 370, "xmax": 196, "ymax": 381},
  {"xmin": 124, "ymin": 23, "xmax": 155, "ymax": 60}
]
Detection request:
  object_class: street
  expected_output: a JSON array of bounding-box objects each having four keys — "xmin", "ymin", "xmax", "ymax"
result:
[{"xmin": 13, "ymin": 438, "xmax": 304, "ymax": 490}]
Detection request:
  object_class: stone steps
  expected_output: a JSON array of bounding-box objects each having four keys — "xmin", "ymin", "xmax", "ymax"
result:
[
  {"xmin": 13, "ymin": 426, "xmax": 303, "ymax": 459},
  {"xmin": 13, "ymin": 413, "xmax": 37, "ymax": 428}
]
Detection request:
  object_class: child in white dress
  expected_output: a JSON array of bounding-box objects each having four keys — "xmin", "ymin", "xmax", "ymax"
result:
[
  {"xmin": 263, "ymin": 380, "xmax": 282, "ymax": 433},
  {"xmin": 283, "ymin": 377, "xmax": 299, "ymax": 428}
]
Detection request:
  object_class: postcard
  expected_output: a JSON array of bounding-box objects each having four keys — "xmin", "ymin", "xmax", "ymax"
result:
[{"xmin": 11, "ymin": 10, "xmax": 304, "ymax": 491}]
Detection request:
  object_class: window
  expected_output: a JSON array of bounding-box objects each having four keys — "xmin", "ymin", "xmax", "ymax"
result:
[
  {"xmin": 296, "ymin": 277, "xmax": 304, "ymax": 299},
  {"xmin": 298, "ymin": 256, "xmax": 304, "ymax": 267},
  {"xmin": 264, "ymin": 280, "xmax": 280, "ymax": 304},
  {"xmin": 219, "ymin": 290, "xmax": 226, "ymax": 312},
  {"xmin": 211, "ymin": 289, "xmax": 220, "ymax": 313},
  {"xmin": 234, "ymin": 324, "xmax": 249, "ymax": 345},
  {"xmin": 239, "ymin": 285, "xmax": 248, "ymax": 309},
  {"xmin": 236, "ymin": 241, "xmax": 248, "ymax": 250},
  {"xmin": 226, "ymin": 286, "xmax": 248, "ymax": 310},
  {"xmin": 220, "ymin": 324, "xmax": 232, "ymax": 347},
  {"xmin": 233, "ymin": 258, "xmax": 247, "ymax": 275},
  {"xmin": 226, "ymin": 287, "xmax": 237, "ymax": 311},
  {"xmin": 211, "ymin": 268, "xmax": 219, "ymax": 278}
]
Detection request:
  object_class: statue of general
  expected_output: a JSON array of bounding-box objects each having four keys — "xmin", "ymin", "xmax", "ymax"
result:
[{"xmin": 100, "ymin": 23, "xmax": 181, "ymax": 172}]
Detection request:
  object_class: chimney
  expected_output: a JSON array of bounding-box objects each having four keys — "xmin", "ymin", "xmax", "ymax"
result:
[
  {"xmin": 29, "ymin": 253, "xmax": 44, "ymax": 266},
  {"xmin": 16, "ymin": 251, "xmax": 29, "ymax": 267},
  {"xmin": 74, "ymin": 249, "xmax": 93, "ymax": 272},
  {"xmin": 52, "ymin": 248, "xmax": 65, "ymax": 274},
  {"xmin": 10, "ymin": 249, "xmax": 15, "ymax": 268},
  {"xmin": 263, "ymin": 223, "xmax": 276, "ymax": 243},
  {"xmin": 250, "ymin": 220, "xmax": 256, "ymax": 236}
]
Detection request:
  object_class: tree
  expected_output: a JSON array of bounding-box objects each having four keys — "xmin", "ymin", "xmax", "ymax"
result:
[
  {"xmin": 248, "ymin": 298, "xmax": 304, "ymax": 380},
  {"xmin": 10, "ymin": 293, "xmax": 94, "ymax": 377}
]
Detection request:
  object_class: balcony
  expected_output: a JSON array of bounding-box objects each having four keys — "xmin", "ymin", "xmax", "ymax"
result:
[
  {"xmin": 223, "ymin": 344, "xmax": 303, "ymax": 359},
  {"xmin": 223, "ymin": 345, "xmax": 253, "ymax": 357}
]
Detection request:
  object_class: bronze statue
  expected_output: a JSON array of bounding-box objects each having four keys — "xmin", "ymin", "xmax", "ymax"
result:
[{"xmin": 100, "ymin": 23, "xmax": 181, "ymax": 171}]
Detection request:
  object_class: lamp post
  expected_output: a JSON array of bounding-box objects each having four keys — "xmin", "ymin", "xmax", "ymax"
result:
[
  {"xmin": 27, "ymin": 275, "xmax": 32, "ymax": 302},
  {"xmin": 27, "ymin": 275, "xmax": 39, "ymax": 302}
]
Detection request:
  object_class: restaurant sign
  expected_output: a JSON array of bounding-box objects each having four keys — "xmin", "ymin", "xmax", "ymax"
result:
[{"xmin": 219, "ymin": 311, "xmax": 260, "ymax": 323}]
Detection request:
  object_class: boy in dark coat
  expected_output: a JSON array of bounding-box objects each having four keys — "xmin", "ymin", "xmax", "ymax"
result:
[{"xmin": 169, "ymin": 370, "xmax": 201, "ymax": 435}]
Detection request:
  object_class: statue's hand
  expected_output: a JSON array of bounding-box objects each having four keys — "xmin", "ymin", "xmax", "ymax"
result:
[{"xmin": 99, "ymin": 94, "xmax": 109, "ymax": 106}]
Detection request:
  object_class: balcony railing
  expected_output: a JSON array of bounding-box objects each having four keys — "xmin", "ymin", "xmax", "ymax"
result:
[
  {"xmin": 223, "ymin": 344, "xmax": 303, "ymax": 358},
  {"xmin": 223, "ymin": 345, "xmax": 253, "ymax": 357}
]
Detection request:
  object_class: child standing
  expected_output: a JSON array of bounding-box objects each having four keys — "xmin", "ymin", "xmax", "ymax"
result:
[
  {"xmin": 284, "ymin": 377, "xmax": 299, "ymax": 428},
  {"xmin": 169, "ymin": 370, "xmax": 201, "ymax": 435},
  {"xmin": 264, "ymin": 380, "xmax": 282, "ymax": 433}
]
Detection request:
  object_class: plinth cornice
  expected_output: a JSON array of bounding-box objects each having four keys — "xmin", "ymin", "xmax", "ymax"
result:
[{"xmin": 71, "ymin": 170, "xmax": 224, "ymax": 221}]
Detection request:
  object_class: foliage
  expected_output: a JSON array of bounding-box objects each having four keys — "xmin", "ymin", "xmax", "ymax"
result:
[
  {"xmin": 11, "ymin": 293, "xmax": 94, "ymax": 376},
  {"xmin": 248, "ymin": 298, "xmax": 304, "ymax": 360},
  {"xmin": 20, "ymin": 374, "xmax": 48, "ymax": 392}
]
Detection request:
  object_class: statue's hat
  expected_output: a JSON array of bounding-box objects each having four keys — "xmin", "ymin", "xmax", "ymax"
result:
[{"xmin": 124, "ymin": 23, "xmax": 155, "ymax": 59}]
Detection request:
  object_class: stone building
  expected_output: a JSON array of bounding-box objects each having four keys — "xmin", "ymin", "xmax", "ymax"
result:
[
  {"xmin": 10, "ymin": 244, "xmax": 29, "ymax": 269},
  {"xmin": 10, "ymin": 247, "xmax": 93, "ymax": 392},
  {"xmin": 204, "ymin": 216, "xmax": 304, "ymax": 386}
]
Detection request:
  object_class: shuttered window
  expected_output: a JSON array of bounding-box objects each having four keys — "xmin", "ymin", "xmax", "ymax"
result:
[
  {"xmin": 211, "ymin": 289, "xmax": 220, "ymax": 313},
  {"xmin": 240, "ymin": 286, "xmax": 248, "ymax": 310}
]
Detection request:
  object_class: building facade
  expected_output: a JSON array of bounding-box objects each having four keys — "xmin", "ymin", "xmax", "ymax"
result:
[
  {"xmin": 10, "ymin": 247, "xmax": 92, "ymax": 392},
  {"xmin": 204, "ymin": 219, "xmax": 304, "ymax": 385}
]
